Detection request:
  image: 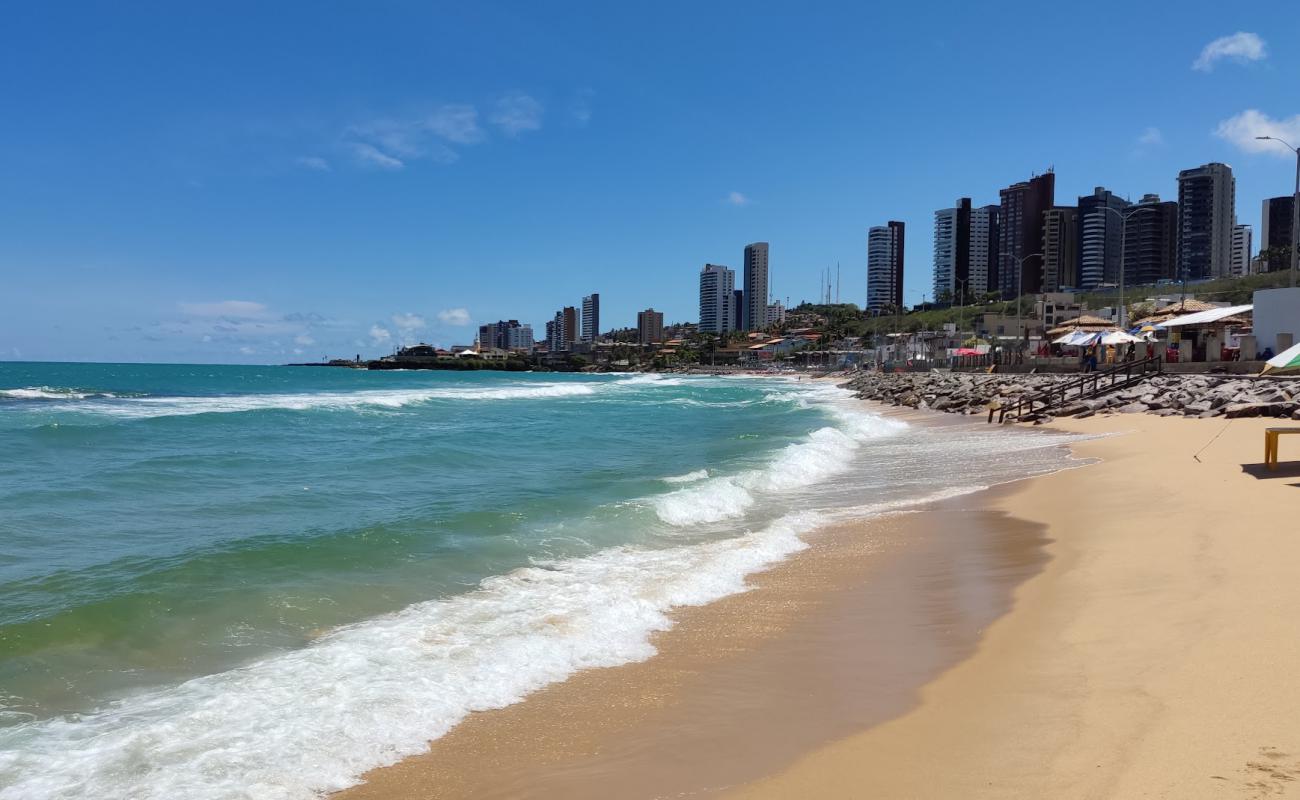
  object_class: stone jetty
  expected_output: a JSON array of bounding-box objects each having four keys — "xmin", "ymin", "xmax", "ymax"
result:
[{"xmin": 840, "ymin": 372, "xmax": 1300, "ymax": 422}]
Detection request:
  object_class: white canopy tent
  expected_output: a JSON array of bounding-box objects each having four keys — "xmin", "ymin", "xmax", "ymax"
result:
[{"xmin": 1155, "ymin": 304, "xmax": 1253, "ymax": 328}]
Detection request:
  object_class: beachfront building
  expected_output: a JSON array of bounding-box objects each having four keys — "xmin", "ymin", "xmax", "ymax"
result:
[
  {"xmin": 478, "ymin": 319, "xmax": 528, "ymax": 351},
  {"xmin": 561, "ymin": 306, "xmax": 579, "ymax": 348},
  {"xmin": 505, "ymin": 324, "xmax": 533, "ymax": 351},
  {"xmin": 1123, "ymin": 194, "xmax": 1179, "ymax": 286},
  {"xmin": 1232, "ymin": 224, "xmax": 1253, "ymax": 277},
  {"xmin": 741, "ymin": 242, "xmax": 769, "ymax": 330},
  {"xmin": 1041, "ymin": 206, "xmax": 1079, "ymax": 292},
  {"xmin": 581, "ymin": 294, "xmax": 600, "ymax": 342},
  {"xmin": 637, "ymin": 308, "xmax": 664, "ymax": 344},
  {"xmin": 998, "ymin": 170, "xmax": 1054, "ymax": 297},
  {"xmin": 933, "ymin": 198, "xmax": 969, "ymax": 303},
  {"xmin": 1178, "ymin": 162, "xmax": 1236, "ymax": 280},
  {"xmin": 867, "ymin": 221, "xmax": 905, "ymax": 314},
  {"xmin": 765, "ymin": 302, "xmax": 786, "ymax": 327},
  {"xmin": 545, "ymin": 311, "xmax": 568, "ymax": 352},
  {"xmin": 1078, "ymin": 186, "xmax": 1130, "ymax": 290},
  {"xmin": 698, "ymin": 264, "xmax": 735, "ymax": 334},
  {"xmin": 934, "ymin": 198, "xmax": 1000, "ymax": 301},
  {"xmin": 969, "ymin": 204, "xmax": 999, "ymax": 297},
  {"xmin": 1261, "ymin": 195, "xmax": 1295, "ymax": 273}
]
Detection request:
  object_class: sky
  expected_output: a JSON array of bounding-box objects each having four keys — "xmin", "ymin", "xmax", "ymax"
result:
[{"xmin": 1, "ymin": 1, "xmax": 1298, "ymax": 363}]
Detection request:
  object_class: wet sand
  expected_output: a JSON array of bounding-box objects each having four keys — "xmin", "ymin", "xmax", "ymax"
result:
[
  {"xmin": 729, "ymin": 412, "xmax": 1300, "ymax": 799},
  {"xmin": 335, "ymin": 413, "xmax": 1056, "ymax": 798}
]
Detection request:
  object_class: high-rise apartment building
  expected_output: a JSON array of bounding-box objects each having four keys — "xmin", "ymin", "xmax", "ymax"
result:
[
  {"xmin": 478, "ymin": 319, "xmax": 526, "ymax": 350},
  {"xmin": 561, "ymin": 306, "xmax": 579, "ymax": 347},
  {"xmin": 1078, "ymin": 186, "xmax": 1130, "ymax": 290},
  {"xmin": 998, "ymin": 171, "xmax": 1055, "ymax": 297},
  {"xmin": 970, "ymin": 204, "xmax": 999, "ymax": 297},
  {"xmin": 731, "ymin": 289, "xmax": 744, "ymax": 331},
  {"xmin": 637, "ymin": 308, "xmax": 664, "ymax": 344},
  {"xmin": 1261, "ymin": 195, "xmax": 1296, "ymax": 273},
  {"xmin": 546, "ymin": 310, "xmax": 568, "ymax": 352},
  {"xmin": 1232, "ymin": 224, "xmax": 1253, "ymax": 277},
  {"xmin": 1177, "ymin": 162, "xmax": 1236, "ymax": 280},
  {"xmin": 1123, "ymin": 194, "xmax": 1179, "ymax": 286},
  {"xmin": 581, "ymin": 294, "xmax": 600, "ymax": 342},
  {"xmin": 741, "ymin": 242, "xmax": 769, "ymax": 330},
  {"xmin": 505, "ymin": 324, "xmax": 534, "ymax": 350},
  {"xmin": 1041, "ymin": 206, "xmax": 1079, "ymax": 292},
  {"xmin": 698, "ymin": 264, "xmax": 735, "ymax": 334},
  {"xmin": 866, "ymin": 221, "xmax": 905, "ymax": 313},
  {"xmin": 932, "ymin": 198, "xmax": 972, "ymax": 302}
]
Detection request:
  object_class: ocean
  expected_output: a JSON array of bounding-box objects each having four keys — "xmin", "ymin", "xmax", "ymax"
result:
[{"xmin": 0, "ymin": 363, "xmax": 1081, "ymax": 799}]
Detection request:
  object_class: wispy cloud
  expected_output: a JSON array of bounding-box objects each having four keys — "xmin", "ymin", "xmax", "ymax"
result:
[
  {"xmin": 391, "ymin": 312, "xmax": 425, "ymax": 331},
  {"xmin": 1214, "ymin": 109, "xmax": 1300, "ymax": 156},
  {"xmin": 1193, "ymin": 32, "xmax": 1266, "ymax": 71},
  {"xmin": 490, "ymin": 93, "xmax": 544, "ymax": 136},
  {"xmin": 350, "ymin": 142, "xmax": 405, "ymax": 170},
  {"xmin": 294, "ymin": 334, "xmax": 315, "ymax": 346},
  {"xmin": 369, "ymin": 324, "xmax": 393, "ymax": 345},
  {"xmin": 295, "ymin": 156, "xmax": 330, "ymax": 171},
  {"xmin": 1137, "ymin": 127, "xmax": 1164, "ymax": 146},
  {"xmin": 178, "ymin": 300, "xmax": 270, "ymax": 318},
  {"xmin": 437, "ymin": 308, "xmax": 471, "ymax": 326},
  {"xmin": 726, "ymin": 191, "xmax": 750, "ymax": 206},
  {"xmin": 569, "ymin": 89, "xmax": 594, "ymax": 126},
  {"xmin": 424, "ymin": 105, "xmax": 483, "ymax": 144}
]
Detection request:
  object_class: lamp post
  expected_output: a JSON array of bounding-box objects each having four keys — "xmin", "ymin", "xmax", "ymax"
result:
[
  {"xmin": 1095, "ymin": 204, "xmax": 1161, "ymax": 329},
  {"xmin": 956, "ymin": 277, "xmax": 968, "ymax": 341},
  {"xmin": 999, "ymin": 251, "xmax": 1042, "ymax": 354},
  {"xmin": 1255, "ymin": 135, "xmax": 1300, "ymax": 288}
]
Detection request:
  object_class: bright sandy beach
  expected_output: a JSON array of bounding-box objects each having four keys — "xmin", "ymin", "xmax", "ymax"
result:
[{"xmin": 332, "ymin": 402, "xmax": 1300, "ymax": 800}]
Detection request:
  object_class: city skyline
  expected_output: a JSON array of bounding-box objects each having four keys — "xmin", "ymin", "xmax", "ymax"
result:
[{"xmin": 2, "ymin": 4, "xmax": 1298, "ymax": 362}]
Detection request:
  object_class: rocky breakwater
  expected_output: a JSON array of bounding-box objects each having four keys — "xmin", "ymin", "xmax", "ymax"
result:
[{"xmin": 840, "ymin": 372, "xmax": 1300, "ymax": 422}]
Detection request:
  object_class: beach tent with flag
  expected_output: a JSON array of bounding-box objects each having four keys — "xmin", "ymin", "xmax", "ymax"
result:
[{"xmin": 1262, "ymin": 341, "xmax": 1300, "ymax": 375}]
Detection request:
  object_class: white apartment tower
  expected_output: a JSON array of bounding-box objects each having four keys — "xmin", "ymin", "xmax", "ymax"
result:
[
  {"xmin": 1231, "ymin": 224, "xmax": 1253, "ymax": 277},
  {"xmin": 698, "ymin": 264, "xmax": 735, "ymax": 334}
]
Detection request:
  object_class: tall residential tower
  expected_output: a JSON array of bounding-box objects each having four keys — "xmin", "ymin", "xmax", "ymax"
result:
[
  {"xmin": 741, "ymin": 242, "xmax": 769, "ymax": 330},
  {"xmin": 1177, "ymin": 162, "xmax": 1236, "ymax": 280},
  {"xmin": 698, "ymin": 264, "xmax": 735, "ymax": 334},
  {"xmin": 867, "ymin": 221, "xmax": 905, "ymax": 313}
]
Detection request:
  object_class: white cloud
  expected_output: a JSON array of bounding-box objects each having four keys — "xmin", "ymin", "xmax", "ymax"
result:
[
  {"xmin": 726, "ymin": 191, "xmax": 750, "ymax": 206},
  {"xmin": 1137, "ymin": 127, "xmax": 1164, "ymax": 146},
  {"xmin": 437, "ymin": 307, "xmax": 471, "ymax": 326},
  {"xmin": 239, "ymin": 346, "xmax": 255, "ymax": 355},
  {"xmin": 351, "ymin": 142, "xmax": 405, "ymax": 170},
  {"xmin": 424, "ymin": 105, "xmax": 483, "ymax": 144},
  {"xmin": 294, "ymin": 334, "xmax": 316, "ymax": 346},
  {"xmin": 1193, "ymin": 32, "xmax": 1266, "ymax": 71},
  {"xmin": 178, "ymin": 300, "xmax": 270, "ymax": 318},
  {"xmin": 295, "ymin": 156, "xmax": 330, "ymax": 171},
  {"xmin": 1214, "ymin": 109, "xmax": 1300, "ymax": 157},
  {"xmin": 391, "ymin": 312, "xmax": 425, "ymax": 331},
  {"xmin": 369, "ymin": 324, "xmax": 392, "ymax": 344},
  {"xmin": 490, "ymin": 93, "xmax": 544, "ymax": 136},
  {"xmin": 569, "ymin": 89, "xmax": 594, "ymax": 126}
]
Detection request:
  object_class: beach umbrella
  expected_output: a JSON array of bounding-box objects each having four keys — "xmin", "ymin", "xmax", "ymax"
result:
[
  {"xmin": 1100, "ymin": 330, "xmax": 1141, "ymax": 346},
  {"xmin": 1051, "ymin": 333, "xmax": 1077, "ymax": 345},
  {"xmin": 1262, "ymin": 341, "xmax": 1300, "ymax": 374}
]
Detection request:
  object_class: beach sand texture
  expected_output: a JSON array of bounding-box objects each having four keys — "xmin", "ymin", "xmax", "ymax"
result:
[{"xmin": 730, "ymin": 412, "xmax": 1300, "ymax": 799}]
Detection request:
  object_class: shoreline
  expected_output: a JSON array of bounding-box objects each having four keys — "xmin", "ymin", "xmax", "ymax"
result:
[
  {"xmin": 333, "ymin": 405, "xmax": 1077, "ymax": 799},
  {"xmin": 727, "ymin": 411, "xmax": 1300, "ymax": 798}
]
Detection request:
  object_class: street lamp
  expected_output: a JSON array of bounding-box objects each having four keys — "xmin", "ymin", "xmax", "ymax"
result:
[
  {"xmin": 998, "ymin": 251, "xmax": 1042, "ymax": 353},
  {"xmin": 1255, "ymin": 135, "xmax": 1300, "ymax": 288},
  {"xmin": 1095, "ymin": 204, "xmax": 1161, "ymax": 328}
]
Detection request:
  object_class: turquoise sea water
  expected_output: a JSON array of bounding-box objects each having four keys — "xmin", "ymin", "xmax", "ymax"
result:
[{"xmin": 0, "ymin": 363, "xmax": 1080, "ymax": 799}]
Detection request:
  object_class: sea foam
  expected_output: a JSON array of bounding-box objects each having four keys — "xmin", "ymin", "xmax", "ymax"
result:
[{"xmin": 0, "ymin": 510, "xmax": 824, "ymax": 800}]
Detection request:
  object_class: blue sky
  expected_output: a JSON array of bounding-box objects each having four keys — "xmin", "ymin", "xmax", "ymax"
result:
[{"xmin": 2, "ymin": 1, "xmax": 1297, "ymax": 363}]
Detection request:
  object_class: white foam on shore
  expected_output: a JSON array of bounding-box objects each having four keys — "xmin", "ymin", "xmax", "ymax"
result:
[
  {"xmin": 652, "ymin": 387, "xmax": 907, "ymax": 526},
  {"xmin": 0, "ymin": 510, "xmax": 825, "ymax": 800},
  {"xmin": 11, "ymin": 383, "xmax": 600, "ymax": 418},
  {"xmin": 1, "ymin": 387, "xmax": 112, "ymax": 401},
  {"xmin": 661, "ymin": 469, "xmax": 710, "ymax": 484}
]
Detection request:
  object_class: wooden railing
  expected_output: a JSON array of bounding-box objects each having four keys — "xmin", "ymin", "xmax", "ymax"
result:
[{"xmin": 996, "ymin": 356, "xmax": 1163, "ymax": 423}]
